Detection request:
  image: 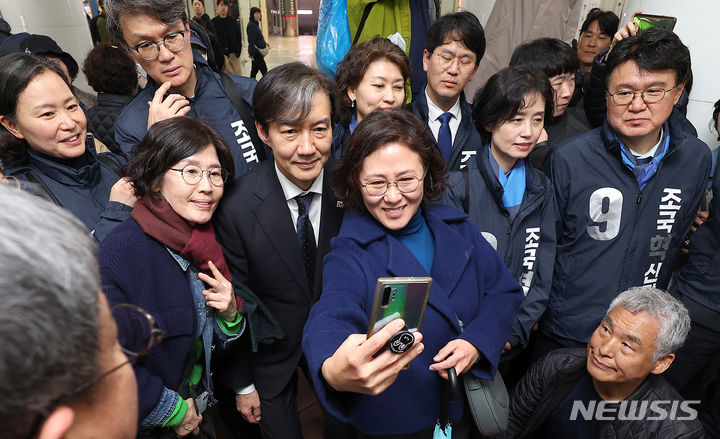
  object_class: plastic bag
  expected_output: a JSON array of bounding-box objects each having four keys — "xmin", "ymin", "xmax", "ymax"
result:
[{"xmin": 316, "ymin": 0, "xmax": 352, "ymax": 79}]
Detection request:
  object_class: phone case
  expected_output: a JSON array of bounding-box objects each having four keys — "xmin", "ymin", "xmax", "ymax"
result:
[
  {"xmin": 633, "ymin": 14, "xmax": 677, "ymax": 32},
  {"xmin": 367, "ymin": 276, "xmax": 432, "ymax": 337}
]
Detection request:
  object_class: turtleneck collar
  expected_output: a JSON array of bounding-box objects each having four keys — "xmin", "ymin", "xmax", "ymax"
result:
[{"xmin": 389, "ymin": 206, "xmax": 424, "ymax": 238}]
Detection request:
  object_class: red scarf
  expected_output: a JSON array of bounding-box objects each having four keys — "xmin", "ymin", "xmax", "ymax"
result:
[{"xmin": 132, "ymin": 195, "xmax": 232, "ymax": 281}]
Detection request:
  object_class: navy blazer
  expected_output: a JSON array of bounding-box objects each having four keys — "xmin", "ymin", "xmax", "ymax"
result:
[{"xmin": 302, "ymin": 203, "xmax": 523, "ymax": 435}]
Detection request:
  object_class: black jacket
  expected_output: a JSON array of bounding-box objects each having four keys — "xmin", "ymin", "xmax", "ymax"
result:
[
  {"xmin": 503, "ymin": 348, "xmax": 706, "ymax": 438},
  {"xmin": 212, "ymin": 15, "xmax": 242, "ymax": 56},
  {"xmin": 86, "ymin": 92, "xmax": 132, "ymax": 155}
]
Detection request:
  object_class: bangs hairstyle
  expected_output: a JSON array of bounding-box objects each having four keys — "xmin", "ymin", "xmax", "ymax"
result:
[
  {"xmin": 335, "ymin": 36, "xmax": 411, "ymax": 123},
  {"xmin": 425, "ymin": 11, "xmax": 486, "ymax": 65},
  {"xmin": 604, "ymin": 28, "xmax": 691, "ymax": 89},
  {"xmin": 581, "ymin": 10, "xmax": 620, "ymax": 35},
  {"xmin": 126, "ymin": 116, "xmax": 234, "ymax": 197},
  {"xmin": 472, "ymin": 66, "xmax": 553, "ymax": 145},
  {"xmin": 103, "ymin": 0, "xmax": 189, "ymax": 42},
  {"xmin": 333, "ymin": 109, "xmax": 447, "ymax": 211},
  {"xmin": 0, "ymin": 53, "xmax": 69, "ymax": 168},
  {"xmin": 252, "ymin": 62, "xmax": 338, "ymax": 133},
  {"xmin": 509, "ymin": 37, "xmax": 578, "ymax": 78}
]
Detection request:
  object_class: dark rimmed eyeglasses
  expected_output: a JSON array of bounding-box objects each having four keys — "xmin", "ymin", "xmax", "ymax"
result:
[
  {"xmin": 24, "ymin": 304, "xmax": 164, "ymax": 438},
  {"xmin": 607, "ymin": 85, "xmax": 678, "ymax": 105},
  {"xmin": 131, "ymin": 30, "xmax": 186, "ymax": 60}
]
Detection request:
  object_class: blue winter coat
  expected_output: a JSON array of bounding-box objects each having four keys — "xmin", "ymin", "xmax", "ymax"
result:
[
  {"xmin": 302, "ymin": 203, "xmax": 523, "ymax": 435},
  {"xmin": 674, "ymin": 157, "xmax": 720, "ymax": 310},
  {"xmin": 407, "ymin": 89, "xmax": 483, "ymax": 171},
  {"xmin": 443, "ymin": 148, "xmax": 556, "ymax": 351},
  {"xmin": 3, "ymin": 140, "xmax": 130, "ymax": 241},
  {"xmin": 542, "ymin": 111, "xmax": 712, "ymax": 343},
  {"xmin": 114, "ymin": 51, "xmax": 261, "ymax": 179}
]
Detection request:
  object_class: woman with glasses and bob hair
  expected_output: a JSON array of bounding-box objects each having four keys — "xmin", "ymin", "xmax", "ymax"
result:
[
  {"xmin": 99, "ymin": 116, "xmax": 245, "ymax": 438},
  {"xmin": 0, "ymin": 53, "xmax": 136, "ymax": 242},
  {"xmin": 302, "ymin": 109, "xmax": 523, "ymax": 437}
]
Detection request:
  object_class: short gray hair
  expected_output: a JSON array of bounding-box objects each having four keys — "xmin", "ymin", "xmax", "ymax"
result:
[
  {"xmin": 0, "ymin": 186, "xmax": 101, "ymax": 438},
  {"xmin": 607, "ymin": 287, "xmax": 691, "ymax": 362},
  {"xmin": 103, "ymin": 0, "xmax": 188, "ymax": 42},
  {"xmin": 252, "ymin": 62, "xmax": 338, "ymax": 133}
]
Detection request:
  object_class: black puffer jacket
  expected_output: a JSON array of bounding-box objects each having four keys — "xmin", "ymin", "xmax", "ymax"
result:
[
  {"xmin": 503, "ymin": 348, "xmax": 706, "ymax": 438},
  {"xmin": 86, "ymin": 93, "xmax": 132, "ymax": 155}
]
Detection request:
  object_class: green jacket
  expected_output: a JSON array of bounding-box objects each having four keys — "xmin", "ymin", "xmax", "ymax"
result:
[{"xmin": 348, "ymin": 0, "xmax": 412, "ymax": 51}]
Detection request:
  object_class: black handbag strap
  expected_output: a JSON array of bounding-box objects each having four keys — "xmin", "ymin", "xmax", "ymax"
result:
[
  {"xmin": 353, "ymin": 2, "xmax": 375, "ymax": 45},
  {"xmin": 220, "ymin": 73, "xmax": 267, "ymax": 162}
]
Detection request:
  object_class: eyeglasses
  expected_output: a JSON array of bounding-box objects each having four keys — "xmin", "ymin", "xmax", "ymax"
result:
[
  {"xmin": 361, "ymin": 176, "xmax": 423, "ymax": 196},
  {"xmin": 432, "ymin": 51, "xmax": 476, "ymax": 72},
  {"xmin": 170, "ymin": 165, "xmax": 229, "ymax": 187},
  {"xmin": 607, "ymin": 85, "xmax": 677, "ymax": 105},
  {"xmin": 25, "ymin": 304, "xmax": 164, "ymax": 438},
  {"xmin": 111, "ymin": 303, "xmax": 166, "ymax": 357},
  {"xmin": 131, "ymin": 30, "xmax": 186, "ymax": 60}
]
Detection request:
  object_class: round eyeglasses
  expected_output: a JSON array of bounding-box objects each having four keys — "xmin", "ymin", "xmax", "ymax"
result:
[
  {"xmin": 361, "ymin": 176, "xmax": 423, "ymax": 196},
  {"xmin": 607, "ymin": 85, "xmax": 677, "ymax": 105},
  {"xmin": 131, "ymin": 30, "xmax": 186, "ymax": 60},
  {"xmin": 111, "ymin": 303, "xmax": 166, "ymax": 357},
  {"xmin": 170, "ymin": 165, "xmax": 229, "ymax": 187},
  {"xmin": 432, "ymin": 51, "xmax": 476, "ymax": 72}
]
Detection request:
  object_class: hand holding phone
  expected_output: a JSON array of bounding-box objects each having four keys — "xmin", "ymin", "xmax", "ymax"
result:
[{"xmin": 321, "ymin": 318, "xmax": 425, "ymax": 395}]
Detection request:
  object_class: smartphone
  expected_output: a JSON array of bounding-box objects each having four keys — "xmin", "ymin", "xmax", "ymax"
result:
[
  {"xmin": 632, "ymin": 14, "xmax": 677, "ymax": 32},
  {"xmin": 367, "ymin": 277, "xmax": 432, "ymax": 337}
]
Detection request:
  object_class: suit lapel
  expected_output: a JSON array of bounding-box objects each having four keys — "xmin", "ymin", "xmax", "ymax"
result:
[{"xmin": 253, "ymin": 163, "xmax": 311, "ymax": 297}]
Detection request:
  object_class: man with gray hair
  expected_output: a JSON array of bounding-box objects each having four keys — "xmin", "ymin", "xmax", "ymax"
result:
[
  {"xmin": 214, "ymin": 62, "xmax": 347, "ymax": 439},
  {"xmin": 103, "ymin": 0, "xmax": 264, "ymax": 178},
  {"xmin": 502, "ymin": 287, "xmax": 705, "ymax": 438},
  {"xmin": 0, "ymin": 185, "xmax": 137, "ymax": 439}
]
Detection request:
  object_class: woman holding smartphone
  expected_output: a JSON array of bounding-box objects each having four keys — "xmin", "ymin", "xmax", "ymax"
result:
[{"xmin": 302, "ymin": 109, "xmax": 523, "ymax": 438}]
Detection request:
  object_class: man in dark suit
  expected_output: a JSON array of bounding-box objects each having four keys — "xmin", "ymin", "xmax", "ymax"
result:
[
  {"xmin": 408, "ymin": 11, "xmax": 486, "ymax": 170},
  {"xmin": 214, "ymin": 62, "xmax": 344, "ymax": 439}
]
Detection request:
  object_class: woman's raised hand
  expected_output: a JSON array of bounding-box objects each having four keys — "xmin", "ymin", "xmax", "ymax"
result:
[
  {"xmin": 198, "ymin": 260, "xmax": 238, "ymax": 321},
  {"xmin": 321, "ymin": 318, "xmax": 424, "ymax": 395}
]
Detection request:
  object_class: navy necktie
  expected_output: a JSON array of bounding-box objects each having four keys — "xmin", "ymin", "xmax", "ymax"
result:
[
  {"xmin": 295, "ymin": 193, "xmax": 316, "ymax": 285},
  {"xmin": 437, "ymin": 112, "xmax": 453, "ymax": 161}
]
